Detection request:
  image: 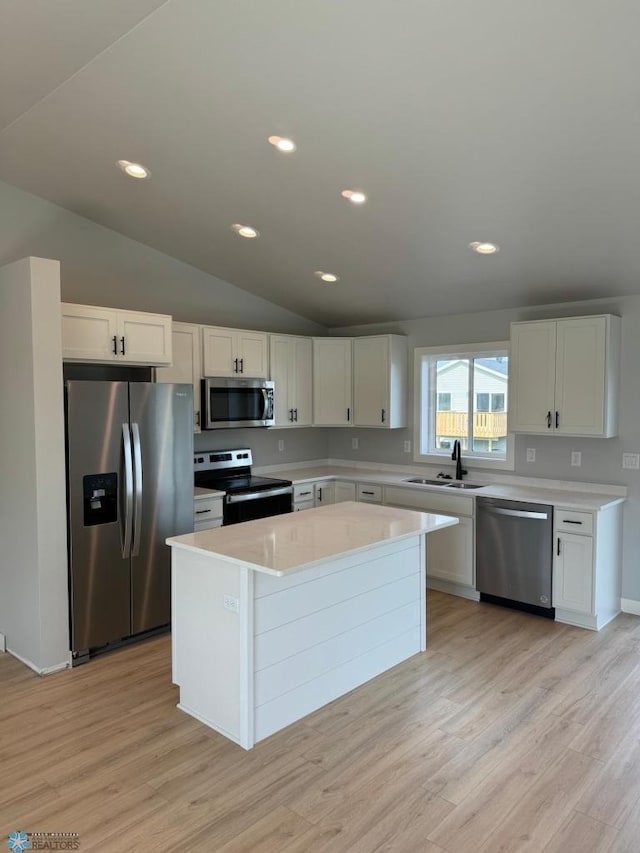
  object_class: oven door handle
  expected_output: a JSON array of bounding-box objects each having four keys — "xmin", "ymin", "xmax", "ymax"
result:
[{"xmin": 225, "ymin": 487, "xmax": 292, "ymax": 504}]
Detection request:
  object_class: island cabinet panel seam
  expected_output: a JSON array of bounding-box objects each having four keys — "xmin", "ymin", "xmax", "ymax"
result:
[
  {"xmin": 239, "ymin": 567, "xmax": 254, "ymax": 750},
  {"xmin": 254, "ymin": 544, "xmax": 420, "ymax": 634},
  {"xmin": 254, "ymin": 575, "xmax": 420, "ymax": 671}
]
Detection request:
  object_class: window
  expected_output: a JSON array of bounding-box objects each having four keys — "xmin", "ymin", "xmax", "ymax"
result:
[{"xmin": 415, "ymin": 343, "xmax": 513, "ymax": 468}]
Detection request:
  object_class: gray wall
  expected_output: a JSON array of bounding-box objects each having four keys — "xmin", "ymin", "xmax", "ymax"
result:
[
  {"xmin": 331, "ymin": 294, "xmax": 640, "ymax": 601},
  {"xmin": 195, "ymin": 427, "xmax": 328, "ymax": 468},
  {"xmin": 0, "ymin": 179, "xmax": 325, "ymax": 335}
]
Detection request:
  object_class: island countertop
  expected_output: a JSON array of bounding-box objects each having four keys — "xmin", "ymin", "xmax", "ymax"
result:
[{"xmin": 167, "ymin": 501, "xmax": 459, "ymax": 576}]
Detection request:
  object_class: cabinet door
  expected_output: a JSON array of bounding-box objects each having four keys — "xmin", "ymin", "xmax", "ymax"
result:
[
  {"xmin": 202, "ymin": 327, "xmax": 236, "ymax": 376},
  {"xmin": 156, "ymin": 323, "xmax": 202, "ymax": 431},
  {"xmin": 554, "ymin": 317, "xmax": 606, "ymax": 436},
  {"xmin": 237, "ymin": 331, "xmax": 268, "ymax": 378},
  {"xmin": 270, "ymin": 336, "xmax": 293, "ymax": 426},
  {"xmin": 61, "ymin": 303, "xmax": 117, "ymax": 361},
  {"xmin": 553, "ymin": 532, "xmax": 593, "ymax": 614},
  {"xmin": 334, "ymin": 481, "xmax": 356, "ymax": 503},
  {"xmin": 313, "ymin": 338, "xmax": 352, "ymax": 426},
  {"xmin": 291, "ymin": 337, "xmax": 313, "ymax": 426},
  {"xmin": 509, "ymin": 321, "xmax": 557, "ymax": 433},
  {"xmin": 117, "ymin": 311, "xmax": 172, "ymax": 365},
  {"xmin": 314, "ymin": 481, "xmax": 335, "ymax": 506},
  {"xmin": 426, "ymin": 515, "xmax": 474, "ymax": 587},
  {"xmin": 353, "ymin": 337, "xmax": 388, "ymax": 427}
]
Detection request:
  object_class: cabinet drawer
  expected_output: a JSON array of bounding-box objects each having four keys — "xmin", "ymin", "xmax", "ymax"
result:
[
  {"xmin": 555, "ymin": 509, "xmax": 593, "ymax": 536},
  {"xmin": 194, "ymin": 497, "xmax": 223, "ymax": 524},
  {"xmin": 293, "ymin": 483, "xmax": 315, "ymax": 502},
  {"xmin": 194, "ymin": 517, "xmax": 223, "ymax": 532},
  {"xmin": 384, "ymin": 486, "xmax": 473, "ymax": 517},
  {"xmin": 357, "ymin": 483, "xmax": 382, "ymax": 504},
  {"xmin": 294, "ymin": 500, "xmax": 315, "ymax": 512}
]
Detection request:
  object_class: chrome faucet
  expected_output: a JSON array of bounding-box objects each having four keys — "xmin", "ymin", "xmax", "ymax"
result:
[{"xmin": 451, "ymin": 440, "xmax": 467, "ymax": 481}]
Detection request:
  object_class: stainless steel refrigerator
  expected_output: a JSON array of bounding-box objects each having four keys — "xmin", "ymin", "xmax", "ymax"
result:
[{"xmin": 65, "ymin": 380, "xmax": 193, "ymax": 663}]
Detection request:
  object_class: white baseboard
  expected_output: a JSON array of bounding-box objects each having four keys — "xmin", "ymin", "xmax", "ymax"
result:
[
  {"xmin": 7, "ymin": 646, "xmax": 69, "ymax": 676},
  {"xmin": 621, "ymin": 598, "xmax": 640, "ymax": 616},
  {"xmin": 0, "ymin": 632, "xmax": 5, "ymax": 653}
]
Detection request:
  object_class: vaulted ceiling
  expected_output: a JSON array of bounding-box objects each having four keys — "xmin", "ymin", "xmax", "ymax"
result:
[{"xmin": 2, "ymin": 1, "xmax": 639, "ymax": 326}]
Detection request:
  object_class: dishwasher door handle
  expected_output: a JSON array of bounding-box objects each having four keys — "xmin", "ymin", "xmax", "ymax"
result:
[{"xmin": 485, "ymin": 507, "xmax": 549, "ymax": 520}]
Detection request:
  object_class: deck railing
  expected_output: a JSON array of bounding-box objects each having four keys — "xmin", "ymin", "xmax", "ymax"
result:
[{"xmin": 436, "ymin": 411, "xmax": 508, "ymax": 439}]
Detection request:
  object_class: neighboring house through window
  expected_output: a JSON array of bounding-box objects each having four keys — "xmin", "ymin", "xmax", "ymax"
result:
[{"xmin": 414, "ymin": 343, "xmax": 514, "ymax": 469}]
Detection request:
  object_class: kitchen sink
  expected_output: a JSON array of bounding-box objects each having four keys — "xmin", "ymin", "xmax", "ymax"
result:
[
  {"xmin": 447, "ymin": 482, "xmax": 484, "ymax": 489},
  {"xmin": 403, "ymin": 478, "xmax": 453, "ymax": 486}
]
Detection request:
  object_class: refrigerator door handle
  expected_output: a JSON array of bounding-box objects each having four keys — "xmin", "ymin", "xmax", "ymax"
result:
[
  {"xmin": 122, "ymin": 423, "xmax": 134, "ymax": 558},
  {"xmin": 131, "ymin": 422, "xmax": 143, "ymax": 557}
]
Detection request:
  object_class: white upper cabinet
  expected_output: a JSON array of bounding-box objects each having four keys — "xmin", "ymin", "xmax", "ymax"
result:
[
  {"xmin": 509, "ymin": 315, "xmax": 620, "ymax": 437},
  {"xmin": 156, "ymin": 323, "xmax": 202, "ymax": 432},
  {"xmin": 313, "ymin": 338, "xmax": 353, "ymax": 426},
  {"xmin": 269, "ymin": 335, "xmax": 312, "ymax": 427},
  {"xmin": 202, "ymin": 326, "xmax": 268, "ymax": 378},
  {"xmin": 353, "ymin": 335, "xmax": 407, "ymax": 428},
  {"xmin": 61, "ymin": 303, "xmax": 172, "ymax": 365}
]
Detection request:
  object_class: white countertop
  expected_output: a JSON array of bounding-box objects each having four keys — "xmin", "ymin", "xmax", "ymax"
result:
[
  {"xmin": 194, "ymin": 486, "xmax": 225, "ymax": 500},
  {"xmin": 259, "ymin": 465, "xmax": 625, "ymax": 511},
  {"xmin": 168, "ymin": 501, "xmax": 458, "ymax": 576}
]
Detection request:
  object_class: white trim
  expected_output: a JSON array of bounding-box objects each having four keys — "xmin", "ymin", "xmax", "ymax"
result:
[
  {"xmin": 177, "ymin": 703, "xmax": 243, "ymax": 748},
  {"xmin": 7, "ymin": 646, "xmax": 70, "ymax": 675},
  {"xmin": 621, "ymin": 598, "xmax": 640, "ymax": 616},
  {"xmin": 427, "ymin": 578, "xmax": 480, "ymax": 601},
  {"xmin": 0, "ymin": 632, "xmax": 5, "ymax": 653}
]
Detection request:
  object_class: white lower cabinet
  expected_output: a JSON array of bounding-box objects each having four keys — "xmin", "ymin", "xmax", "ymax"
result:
[
  {"xmin": 552, "ymin": 504, "xmax": 622, "ymax": 630},
  {"xmin": 357, "ymin": 483, "xmax": 383, "ymax": 504},
  {"xmin": 383, "ymin": 486, "xmax": 475, "ymax": 595},
  {"xmin": 314, "ymin": 481, "xmax": 335, "ymax": 506},
  {"xmin": 334, "ymin": 481, "xmax": 356, "ymax": 503},
  {"xmin": 194, "ymin": 495, "xmax": 223, "ymax": 532},
  {"xmin": 293, "ymin": 483, "xmax": 315, "ymax": 511}
]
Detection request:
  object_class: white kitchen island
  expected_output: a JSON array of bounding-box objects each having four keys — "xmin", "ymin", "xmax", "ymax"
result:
[{"xmin": 167, "ymin": 501, "xmax": 458, "ymax": 749}]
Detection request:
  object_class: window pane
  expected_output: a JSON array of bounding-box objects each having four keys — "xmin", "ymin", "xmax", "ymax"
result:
[
  {"xmin": 472, "ymin": 357, "xmax": 508, "ymax": 453},
  {"xmin": 437, "ymin": 392, "xmax": 451, "ymax": 411},
  {"xmin": 435, "ymin": 359, "xmax": 468, "ymax": 450}
]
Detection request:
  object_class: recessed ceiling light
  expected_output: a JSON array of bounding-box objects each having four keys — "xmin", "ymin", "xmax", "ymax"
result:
[
  {"xmin": 231, "ymin": 224, "xmax": 260, "ymax": 239},
  {"xmin": 314, "ymin": 271, "xmax": 339, "ymax": 283},
  {"xmin": 341, "ymin": 189, "xmax": 367, "ymax": 204},
  {"xmin": 117, "ymin": 160, "xmax": 151, "ymax": 179},
  {"xmin": 469, "ymin": 241, "xmax": 499, "ymax": 255},
  {"xmin": 268, "ymin": 135, "xmax": 297, "ymax": 153}
]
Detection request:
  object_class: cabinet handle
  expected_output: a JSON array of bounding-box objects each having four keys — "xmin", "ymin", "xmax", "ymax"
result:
[
  {"xmin": 112, "ymin": 335, "xmax": 118, "ymax": 355},
  {"xmin": 240, "ymin": 358, "xmax": 244, "ymax": 373},
  {"xmin": 381, "ymin": 408, "xmax": 385, "ymax": 423},
  {"xmin": 547, "ymin": 411, "xmax": 552, "ymax": 429},
  {"xmin": 289, "ymin": 409, "xmax": 293, "ymax": 422},
  {"xmin": 196, "ymin": 411, "xmax": 200, "ymax": 427},
  {"xmin": 196, "ymin": 509, "xmax": 212, "ymax": 514},
  {"xmin": 294, "ymin": 408, "xmax": 298, "ymax": 422},
  {"xmin": 347, "ymin": 407, "xmax": 350, "ymax": 422},
  {"xmin": 234, "ymin": 358, "xmax": 239, "ymax": 373},
  {"xmin": 318, "ymin": 488, "xmax": 322, "ymax": 501},
  {"xmin": 557, "ymin": 537, "xmax": 561, "ymax": 556},
  {"xmin": 120, "ymin": 336, "xmax": 126, "ymax": 355},
  {"xmin": 299, "ymin": 490, "xmax": 311, "ymax": 497},
  {"xmin": 555, "ymin": 411, "xmax": 560, "ymax": 428},
  {"xmin": 362, "ymin": 490, "xmax": 375, "ymax": 496},
  {"xmin": 562, "ymin": 519, "xmax": 583, "ymax": 524}
]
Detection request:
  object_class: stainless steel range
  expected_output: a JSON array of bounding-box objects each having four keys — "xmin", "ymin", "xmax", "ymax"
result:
[{"xmin": 194, "ymin": 448, "xmax": 293, "ymax": 525}]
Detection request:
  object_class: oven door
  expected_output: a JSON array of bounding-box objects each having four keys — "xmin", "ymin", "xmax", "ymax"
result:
[
  {"xmin": 224, "ymin": 487, "xmax": 292, "ymax": 525},
  {"xmin": 203, "ymin": 379, "xmax": 274, "ymax": 429}
]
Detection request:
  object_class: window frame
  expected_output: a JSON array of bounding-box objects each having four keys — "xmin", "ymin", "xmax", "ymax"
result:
[{"xmin": 414, "ymin": 341, "xmax": 514, "ymax": 471}]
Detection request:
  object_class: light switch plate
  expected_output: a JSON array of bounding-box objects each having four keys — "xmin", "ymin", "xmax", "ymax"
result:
[
  {"xmin": 622, "ymin": 453, "xmax": 640, "ymax": 470},
  {"xmin": 526, "ymin": 448, "xmax": 536, "ymax": 463},
  {"xmin": 278, "ymin": 439, "xmax": 284, "ymax": 452},
  {"xmin": 571, "ymin": 451, "xmax": 582, "ymax": 467},
  {"xmin": 352, "ymin": 438, "xmax": 359, "ymax": 450},
  {"xmin": 403, "ymin": 440, "xmax": 411, "ymax": 453}
]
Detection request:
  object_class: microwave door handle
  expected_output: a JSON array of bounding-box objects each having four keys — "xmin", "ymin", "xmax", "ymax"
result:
[
  {"xmin": 261, "ymin": 388, "xmax": 269, "ymax": 420},
  {"xmin": 131, "ymin": 423, "xmax": 143, "ymax": 557},
  {"xmin": 121, "ymin": 424, "xmax": 133, "ymax": 558}
]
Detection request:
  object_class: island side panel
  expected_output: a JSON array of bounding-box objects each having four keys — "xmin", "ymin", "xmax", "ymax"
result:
[
  {"xmin": 172, "ymin": 548, "xmax": 251, "ymax": 746},
  {"xmin": 253, "ymin": 536, "xmax": 422, "ymax": 743}
]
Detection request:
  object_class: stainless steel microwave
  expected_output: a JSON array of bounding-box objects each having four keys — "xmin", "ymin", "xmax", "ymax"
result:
[{"xmin": 202, "ymin": 378, "xmax": 275, "ymax": 429}]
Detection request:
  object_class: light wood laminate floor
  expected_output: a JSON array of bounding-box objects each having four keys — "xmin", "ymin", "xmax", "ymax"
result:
[{"xmin": 2, "ymin": 591, "xmax": 640, "ymax": 852}]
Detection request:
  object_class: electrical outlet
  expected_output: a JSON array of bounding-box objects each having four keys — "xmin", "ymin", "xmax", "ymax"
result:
[
  {"xmin": 571, "ymin": 451, "xmax": 582, "ymax": 467},
  {"xmin": 403, "ymin": 440, "xmax": 411, "ymax": 453},
  {"xmin": 278, "ymin": 439, "xmax": 284, "ymax": 452},
  {"xmin": 622, "ymin": 453, "xmax": 640, "ymax": 470},
  {"xmin": 526, "ymin": 448, "xmax": 536, "ymax": 463},
  {"xmin": 223, "ymin": 594, "xmax": 239, "ymax": 613},
  {"xmin": 352, "ymin": 437, "xmax": 359, "ymax": 450}
]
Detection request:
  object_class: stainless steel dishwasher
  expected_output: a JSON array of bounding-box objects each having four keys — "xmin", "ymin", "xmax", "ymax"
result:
[{"xmin": 476, "ymin": 497, "xmax": 554, "ymax": 616}]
